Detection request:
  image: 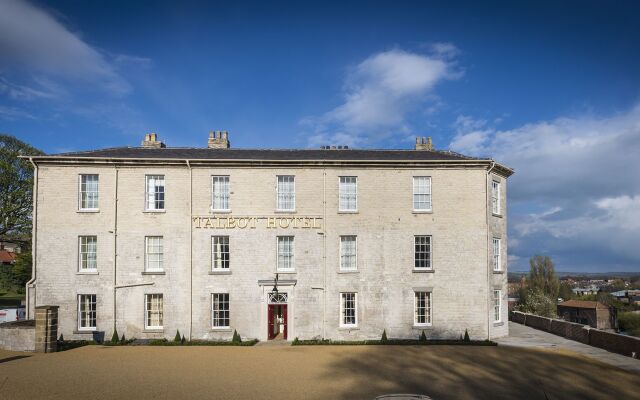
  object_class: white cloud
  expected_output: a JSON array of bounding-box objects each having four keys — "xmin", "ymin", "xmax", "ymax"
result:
[
  {"xmin": 304, "ymin": 46, "xmax": 461, "ymax": 147},
  {"xmin": 0, "ymin": 0, "xmax": 130, "ymax": 95},
  {"xmin": 450, "ymin": 106, "xmax": 640, "ymax": 270}
]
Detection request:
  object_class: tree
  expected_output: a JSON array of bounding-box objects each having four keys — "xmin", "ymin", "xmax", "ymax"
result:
[
  {"xmin": 0, "ymin": 134, "xmax": 44, "ymax": 239},
  {"xmin": 558, "ymin": 281, "xmax": 574, "ymax": 301},
  {"xmin": 527, "ymin": 255, "xmax": 559, "ymax": 300},
  {"xmin": 516, "ymin": 289, "xmax": 557, "ymax": 318}
]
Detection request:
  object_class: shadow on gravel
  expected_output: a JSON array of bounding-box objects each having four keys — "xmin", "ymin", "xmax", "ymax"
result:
[{"xmin": 0, "ymin": 355, "xmax": 30, "ymax": 364}]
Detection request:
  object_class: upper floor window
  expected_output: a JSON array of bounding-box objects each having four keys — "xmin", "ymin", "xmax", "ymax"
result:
[
  {"xmin": 145, "ymin": 236, "xmax": 164, "ymax": 272},
  {"xmin": 493, "ymin": 238, "xmax": 501, "ymax": 271},
  {"xmin": 145, "ymin": 175, "xmax": 165, "ymax": 211},
  {"xmin": 413, "ymin": 176, "xmax": 432, "ymax": 211},
  {"xmin": 77, "ymin": 294, "xmax": 96, "ymax": 331},
  {"xmin": 145, "ymin": 293, "xmax": 163, "ymax": 329},
  {"xmin": 276, "ymin": 175, "xmax": 295, "ymax": 211},
  {"xmin": 79, "ymin": 236, "xmax": 97, "ymax": 272},
  {"xmin": 414, "ymin": 235, "xmax": 432, "ymax": 270},
  {"xmin": 212, "ymin": 176, "xmax": 230, "ymax": 211},
  {"xmin": 212, "ymin": 236, "xmax": 230, "ymax": 270},
  {"xmin": 491, "ymin": 180, "xmax": 501, "ymax": 215},
  {"xmin": 212, "ymin": 293, "xmax": 230, "ymax": 328},
  {"xmin": 277, "ymin": 236, "xmax": 294, "ymax": 272},
  {"xmin": 340, "ymin": 292, "xmax": 357, "ymax": 327},
  {"xmin": 79, "ymin": 174, "xmax": 99, "ymax": 210},
  {"xmin": 493, "ymin": 290, "xmax": 502, "ymax": 322},
  {"xmin": 339, "ymin": 176, "xmax": 357, "ymax": 211},
  {"xmin": 340, "ymin": 235, "xmax": 357, "ymax": 271},
  {"xmin": 414, "ymin": 291, "xmax": 432, "ymax": 326}
]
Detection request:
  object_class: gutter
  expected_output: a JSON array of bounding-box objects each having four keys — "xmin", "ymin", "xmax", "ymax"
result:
[{"xmin": 25, "ymin": 157, "xmax": 38, "ymax": 319}]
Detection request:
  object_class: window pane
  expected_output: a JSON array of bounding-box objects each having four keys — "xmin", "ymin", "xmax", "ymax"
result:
[
  {"xmin": 494, "ymin": 290, "xmax": 501, "ymax": 322},
  {"xmin": 146, "ymin": 175, "xmax": 165, "ymax": 210},
  {"xmin": 341, "ymin": 292, "xmax": 357, "ymax": 326},
  {"xmin": 78, "ymin": 294, "xmax": 96, "ymax": 329},
  {"xmin": 340, "ymin": 236, "xmax": 357, "ymax": 271},
  {"xmin": 145, "ymin": 236, "xmax": 164, "ymax": 271},
  {"xmin": 79, "ymin": 236, "xmax": 97, "ymax": 271},
  {"xmin": 212, "ymin": 176, "xmax": 230, "ymax": 210},
  {"xmin": 277, "ymin": 175, "xmax": 295, "ymax": 210},
  {"xmin": 414, "ymin": 292, "xmax": 431, "ymax": 325},
  {"xmin": 212, "ymin": 293, "xmax": 230, "ymax": 327},
  {"xmin": 277, "ymin": 236, "xmax": 294, "ymax": 271},
  {"xmin": 413, "ymin": 177, "xmax": 432, "ymax": 211},
  {"xmin": 80, "ymin": 174, "xmax": 99, "ymax": 209},
  {"xmin": 493, "ymin": 238, "xmax": 501, "ymax": 271},
  {"xmin": 145, "ymin": 294, "xmax": 163, "ymax": 328},
  {"xmin": 414, "ymin": 236, "xmax": 432, "ymax": 269},
  {"xmin": 339, "ymin": 177, "xmax": 357, "ymax": 211},
  {"xmin": 212, "ymin": 236, "xmax": 230, "ymax": 269},
  {"xmin": 492, "ymin": 181, "xmax": 500, "ymax": 214}
]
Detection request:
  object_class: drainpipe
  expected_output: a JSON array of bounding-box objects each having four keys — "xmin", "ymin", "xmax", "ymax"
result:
[
  {"xmin": 486, "ymin": 161, "xmax": 496, "ymax": 340},
  {"xmin": 25, "ymin": 157, "xmax": 38, "ymax": 320},
  {"xmin": 186, "ymin": 160, "xmax": 193, "ymax": 341},
  {"xmin": 113, "ymin": 167, "xmax": 119, "ymax": 334},
  {"xmin": 322, "ymin": 168, "xmax": 327, "ymax": 339}
]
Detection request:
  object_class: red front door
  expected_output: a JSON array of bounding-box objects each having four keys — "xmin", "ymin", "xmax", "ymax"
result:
[{"xmin": 267, "ymin": 304, "xmax": 287, "ymax": 340}]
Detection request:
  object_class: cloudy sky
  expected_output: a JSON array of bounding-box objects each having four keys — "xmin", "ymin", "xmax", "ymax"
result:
[{"xmin": 1, "ymin": 0, "xmax": 639, "ymax": 272}]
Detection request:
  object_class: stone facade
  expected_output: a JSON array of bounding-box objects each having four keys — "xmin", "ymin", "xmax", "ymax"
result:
[{"xmin": 27, "ymin": 142, "xmax": 511, "ymax": 342}]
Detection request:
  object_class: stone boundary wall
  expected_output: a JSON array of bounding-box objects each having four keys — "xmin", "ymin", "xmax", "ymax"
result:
[
  {"xmin": 510, "ymin": 311, "xmax": 639, "ymax": 358},
  {"xmin": 0, "ymin": 320, "xmax": 35, "ymax": 352}
]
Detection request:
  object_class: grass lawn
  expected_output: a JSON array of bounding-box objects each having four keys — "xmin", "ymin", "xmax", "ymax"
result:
[{"xmin": 0, "ymin": 344, "xmax": 637, "ymax": 399}]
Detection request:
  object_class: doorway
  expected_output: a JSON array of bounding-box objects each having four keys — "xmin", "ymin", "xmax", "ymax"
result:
[{"xmin": 268, "ymin": 304, "xmax": 287, "ymax": 340}]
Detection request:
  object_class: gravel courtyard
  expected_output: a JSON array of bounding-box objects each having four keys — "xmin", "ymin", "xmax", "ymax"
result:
[{"xmin": 0, "ymin": 344, "xmax": 638, "ymax": 400}]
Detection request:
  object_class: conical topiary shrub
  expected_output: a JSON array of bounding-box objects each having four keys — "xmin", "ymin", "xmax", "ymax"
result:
[
  {"xmin": 174, "ymin": 330, "xmax": 181, "ymax": 342},
  {"xmin": 58, "ymin": 334, "xmax": 64, "ymax": 342},
  {"xmin": 381, "ymin": 329, "xmax": 388, "ymax": 342},
  {"xmin": 463, "ymin": 329, "xmax": 470, "ymax": 342},
  {"xmin": 232, "ymin": 329, "xmax": 242, "ymax": 343},
  {"xmin": 181, "ymin": 334, "xmax": 186, "ymax": 344},
  {"xmin": 121, "ymin": 333, "xmax": 126, "ymax": 343},
  {"xmin": 111, "ymin": 328, "xmax": 119, "ymax": 344},
  {"xmin": 419, "ymin": 331, "xmax": 427, "ymax": 342}
]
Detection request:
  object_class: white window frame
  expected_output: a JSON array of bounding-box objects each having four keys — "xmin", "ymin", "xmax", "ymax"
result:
[
  {"xmin": 414, "ymin": 291, "xmax": 432, "ymax": 327},
  {"xmin": 77, "ymin": 294, "xmax": 97, "ymax": 331},
  {"xmin": 145, "ymin": 236, "xmax": 164, "ymax": 272},
  {"xmin": 493, "ymin": 238, "xmax": 501, "ymax": 271},
  {"xmin": 493, "ymin": 289, "xmax": 502, "ymax": 323},
  {"xmin": 414, "ymin": 235, "xmax": 432, "ymax": 270},
  {"xmin": 277, "ymin": 236, "xmax": 295, "ymax": 272},
  {"xmin": 276, "ymin": 175, "xmax": 295, "ymax": 211},
  {"xmin": 145, "ymin": 175, "xmax": 165, "ymax": 211},
  {"xmin": 78, "ymin": 174, "xmax": 99, "ymax": 211},
  {"xmin": 491, "ymin": 180, "xmax": 501, "ymax": 215},
  {"xmin": 212, "ymin": 236, "xmax": 230, "ymax": 270},
  {"xmin": 412, "ymin": 176, "xmax": 432, "ymax": 212},
  {"xmin": 211, "ymin": 293, "xmax": 230, "ymax": 328},
  {"xmin": 338, "ymin": 176, "xmax": 358, "ymax": 212},
  {"xmin": 340, "ymin": 292, "xmax": 358, "ymax": 327},
  {"xmin": 144, "ymin": 293, "xmax": 164, "ymax": 330},
  {"xmin": 78, "ymin": 236, "xmax": 97, "ymax": 272},
  {"xmin": 211, "ymin": 175, "xmax": 230, "ymax": 211},
  {"xmin": 339, "ymin": 235, "xmax": 357, "ymax": 271}
]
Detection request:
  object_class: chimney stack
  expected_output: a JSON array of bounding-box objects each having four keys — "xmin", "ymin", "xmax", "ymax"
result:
[
  {"xmin": 415, "ymin": 136, "xmax": 433, "ymax": 151},
  {"xmin": 208, "ymin": 130, "xmax": 230, "ymax": 149},
  {"xmin": 141, "ymin": 133, "xmax": 166, "ymax": 148}
]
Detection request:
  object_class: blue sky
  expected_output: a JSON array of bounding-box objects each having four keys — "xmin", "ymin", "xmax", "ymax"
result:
[{"xmin": 1, "ymin": 0, "xmax": 640, "ymax": 272}]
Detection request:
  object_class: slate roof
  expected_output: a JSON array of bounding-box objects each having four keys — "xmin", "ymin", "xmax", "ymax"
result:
[
  {"xmin": 557, "ymin": 300, "xmax": 609, "ymax": 310},
  {"xmin": 44, "ymin": 147, "xmax": 487, "ymax": 162}
]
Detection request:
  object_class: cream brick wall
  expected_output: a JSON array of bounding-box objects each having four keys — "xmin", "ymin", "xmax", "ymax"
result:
[{"xmin": 32, "ymin": 162, "xmax": 509, "ymax": 342}]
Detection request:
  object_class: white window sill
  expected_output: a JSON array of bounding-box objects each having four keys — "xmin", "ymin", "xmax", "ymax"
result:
[
  {"xmin": 211, "ymin": 209, "xmax": 232, "ymax": 214},
  {"xmin": 143, "ymin": 328, "xmax": 164, "ymax": 333},
  {"xmin": 338, "ymin": 270, "xmax": 359, "ymax": 274},
  {"xmin": 412, "ymin": 210, "xmax": 433, "ymax": 214},
  {"xmin": 210, "ymin": 327, "xmax": 232, "ymax": 332},
  {"xmin": 338, "ymin": 326, "xmax": 359, "ymax": 331},
  {"xmin": 412, "ymin": 269, "xmax": 435, "ymax": 273},
  {"xmin": 277, "ymin": 270, "xmax": 296, "ymax": 274},
  {"xmin": 144, "ymin": 210, "xmax": 166, "ymax": 214},
  {"xmin": 275, "ymin": 209, "xmax": 296, "ymax": 213},
  {"xmin": 493, "ymin": 270, "xmax": 505, "ymax": 274},
  {"xmin": 412, "ymin": 324, "xmax": 433, "ymax": 329},
  {"xmin": 142, "ymin": 271, "xmax": 165, "ymax": 275},
  {"xmin": 209, "ymin": 270, "xmax": 232, "ymax": 275},
  {"xmin": 77, "ymin": 209, "xmax": 100, "ymax": 213},
  {"xmin": 77, "ymin": 270, "xmax": 99, "ymax": 275},
  {"xmin": 338, "ymin": 210, "xmax": 358, "ymax": 214}
]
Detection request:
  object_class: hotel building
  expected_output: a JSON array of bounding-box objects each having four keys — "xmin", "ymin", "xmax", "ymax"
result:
[{"xmin": 24, "ymin": 132, "xmax": 513, "ymax": 342}]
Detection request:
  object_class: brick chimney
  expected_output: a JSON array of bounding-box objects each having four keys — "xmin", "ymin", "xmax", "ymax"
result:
[
  {"xmin": 141, "ymin": 133, "xmax": 166, "ymax": 148},
  {"xmin": 415, "ymin": 136, "xmax": 433, "ymax": 151},
  {"xmin": 208, "ymin": 131, "xmax": 230, "ymax": 149}
]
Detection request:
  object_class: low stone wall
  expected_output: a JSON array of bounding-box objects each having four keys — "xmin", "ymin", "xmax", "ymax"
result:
[
  {"xmin": 0, "ymin": 320, "xmax": 35, "ymax": 352},
  {"xmin": 510, "ymin": 311, "xmax": 639, "ymax": 358}
]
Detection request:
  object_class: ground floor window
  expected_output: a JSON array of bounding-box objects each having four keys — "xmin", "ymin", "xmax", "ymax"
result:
[
  {"xmin": 414, "ymin": 291, "xmax": 432, "ymax": 326},
  {"xmin": 493, "ymin": 290, "xmax": 502, "ymax": 322},
  {"xmin": 77, "ymin": 294, "xmax": 96, "ymax": 330},
  {"xmin": 212, "ymin": 293, "xmax": 230, "ymax": 328},
  {"xmin": 145, "ymin": 294, "xmax": 163, "ymax": 329},
  {"xmin": 340, "ymin": 292, "xmax": 357, "ymax": 327}
]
